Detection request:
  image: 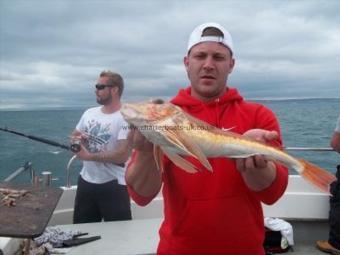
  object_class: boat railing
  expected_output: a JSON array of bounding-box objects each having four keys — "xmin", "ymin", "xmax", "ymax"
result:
[
  {"xmin": 66, "ymin": 155, "xmax": 78, "ymax": 188},
  {"xmin": 284, "ymin": 147, "xmax": 334, "ymax": 152},
  {"xmin": 3, "ymin": 147, "xmax": 335, "ymax": 188},
  {"xmin": 3, "ymin": 161, "xmax": 35, "ymax": 184},
  {"xmin": 3, "ymin": 162, "xmax": 58, "ymax": 187}
]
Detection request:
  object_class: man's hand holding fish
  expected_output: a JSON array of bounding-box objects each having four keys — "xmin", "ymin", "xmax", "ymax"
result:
[{"xmin": 235, "ymin": 129, "xmax": 279, "ymax": 191}]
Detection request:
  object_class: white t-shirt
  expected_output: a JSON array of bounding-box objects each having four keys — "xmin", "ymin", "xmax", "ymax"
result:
[
  {"xmin": 76, "ymin": 106, "xmax": 129, "ymax": 184},
  {"xmin": 335, "ymin": 115, "xmax": 340, "ymax": 133}
]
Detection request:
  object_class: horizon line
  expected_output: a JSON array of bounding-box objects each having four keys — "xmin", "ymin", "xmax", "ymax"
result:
[{"xmin": 1, "ymin": 96, "xmax": 340, "ymax": 111}]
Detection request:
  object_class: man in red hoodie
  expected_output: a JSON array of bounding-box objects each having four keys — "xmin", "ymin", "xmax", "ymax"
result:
[{"xmin": 126, "ymin": 22, "xmax": 288, "ymax": 255}]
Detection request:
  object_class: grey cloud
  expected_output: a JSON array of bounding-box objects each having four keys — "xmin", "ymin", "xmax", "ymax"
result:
[{"xmin": 1, "ymin": 0, "xmax": 339, "ymax": 110}]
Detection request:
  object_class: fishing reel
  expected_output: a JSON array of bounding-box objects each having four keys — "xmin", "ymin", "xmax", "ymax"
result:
[{"xmin": 70, "ymin": 139, "xmax": 81, "ymax": 153}]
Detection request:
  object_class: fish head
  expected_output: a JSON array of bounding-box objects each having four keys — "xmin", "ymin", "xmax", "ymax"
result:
[
  {"xmin": 121, "ymin": 101, "xmax": 183, "ymax": 147},
  {"xmin": 121, "ymin": 101, "xmax": 179, "ymax": 127}
]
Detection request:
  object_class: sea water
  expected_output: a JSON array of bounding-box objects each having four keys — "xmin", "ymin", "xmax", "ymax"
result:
[{"xmin": 0, "ymin": 98, "xmax": 339, "ymax": 187}]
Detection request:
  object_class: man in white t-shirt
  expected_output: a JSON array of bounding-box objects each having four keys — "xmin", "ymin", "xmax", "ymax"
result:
[{"xmin": 71, "ymin": 70, "xmax": 131, "ymax": 223}]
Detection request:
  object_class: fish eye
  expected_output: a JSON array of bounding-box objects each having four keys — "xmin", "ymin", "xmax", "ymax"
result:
[{"xmin": 152, "ymin": 99, "xmax": 165, "ymax": 104}]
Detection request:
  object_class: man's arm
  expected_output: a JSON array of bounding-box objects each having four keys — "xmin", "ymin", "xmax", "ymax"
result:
[
  {"xmin": 331, "ymin": 115, "xmax": 340, "ymax": 152},
  {"xmin": 331, "ymin": 131, "xmax": 340, "ymax": 152},
  {"xmin": 125, "ymin": 130, "xmax": 162, "ymax": 198},
  {"xmin": 76, "ymin": 139, "xmax": 129, "ymax": 164},
  {"xmin": 70, "ymin": 129, "xmax": 82, "ymax": 139},
  {"xmin": 71, "ymin": 129, "xmax": 129, "ymax": 164}
]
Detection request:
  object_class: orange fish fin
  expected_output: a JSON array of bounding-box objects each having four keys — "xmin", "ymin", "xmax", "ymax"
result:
[
  {"xmin": 153, "ymin": 145, "xmax": 164, "ymax": 172},
  {"xmin": 298, "ymin": 158, "xmax": 336, "ymax": 194},
  {"xmin": 162, "ymin": 148, "xmax": 198, "ymax": 174},
  {"xmin": 161, "ymin": 128, "xmax": 188, "ymax": 152},
  {"xmin": 162, "ymin": 128, "xmax": 212, "ymax": 171},
  {"xmin": 177, "ymin": 131, "xmax": 213, "ymax": 171}
]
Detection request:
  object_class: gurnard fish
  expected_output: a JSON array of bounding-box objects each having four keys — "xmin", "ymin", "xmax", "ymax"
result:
[{"xmin": 121, "ymin": 101, "xmax": 336, "ymax": 194}]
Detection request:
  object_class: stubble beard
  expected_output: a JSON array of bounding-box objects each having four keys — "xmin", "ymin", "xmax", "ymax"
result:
[{"xmin": 97, "ymin": 94, "xmax": 112, "ymax": 105}]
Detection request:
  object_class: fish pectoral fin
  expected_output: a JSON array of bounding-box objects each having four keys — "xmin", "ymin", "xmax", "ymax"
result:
[
  {"xmin": 161, "ymin": 128, "xmax": 193, "ymax": 155},
  {"xmin": 153, "ymin": 145, "xmax": 164, "ymax": 172},
  {"xmin": 162, "ymin": 148, "xmax": 198, "ymax": 174},
  {"xmin": 162, "ymin": 128, "xmax": 212, "ymax": 171},
  {"xmin": 178, "ymin": 132, "xmax": 213, "ymax": 172}
]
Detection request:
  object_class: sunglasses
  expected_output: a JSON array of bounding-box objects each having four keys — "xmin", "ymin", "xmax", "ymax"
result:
[{"xmin": 95, "ymin": 84, "xmax": 113, "ymax": 90}]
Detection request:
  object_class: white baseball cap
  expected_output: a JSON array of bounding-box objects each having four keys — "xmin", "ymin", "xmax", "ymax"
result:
[{"xmin": 187, "ymin": 22, "xmax": 234, "ymax": 55}]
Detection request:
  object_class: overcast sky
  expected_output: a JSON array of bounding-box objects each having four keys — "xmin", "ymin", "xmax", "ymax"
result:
[{"xmin": 0, "ymin": 0, "xmax": 339, "ymax": 110}]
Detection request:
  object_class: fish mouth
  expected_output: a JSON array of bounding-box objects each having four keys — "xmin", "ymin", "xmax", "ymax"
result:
[
  {"xmin": 121, "ymin": 104, "xmax": 139, "ymax": 119},
  {"xmin": 121, "ymin": 101, "xmax": 174, "ymax": 123},
  {"xmin": 121, "ymin": 103, "xmax": 158, "ymax": 122}
]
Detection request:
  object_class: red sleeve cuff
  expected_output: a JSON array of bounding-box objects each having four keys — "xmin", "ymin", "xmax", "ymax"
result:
[
  {"xmin": 127, "ymin": 184, "xmax": 156, "ymax": 206},
  {"xmin": 254, "ymin": 164, "xmax": 288, "ymax": 205}
]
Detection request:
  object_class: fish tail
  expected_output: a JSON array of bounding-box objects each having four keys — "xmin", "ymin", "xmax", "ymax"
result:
[{"xmin": 298, "ymin": 158, "xmax": 336, "ymax": 194}]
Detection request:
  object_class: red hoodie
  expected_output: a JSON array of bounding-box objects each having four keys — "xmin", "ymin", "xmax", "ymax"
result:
[{"xmin": 127, "ymin": 87, "xmax": 288, "ymax": 255}]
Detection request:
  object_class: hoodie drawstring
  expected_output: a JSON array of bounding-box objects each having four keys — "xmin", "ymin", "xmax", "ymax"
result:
[{"xmin": 215, "ymin": 98, "xmax": 221, "ymax": 128}]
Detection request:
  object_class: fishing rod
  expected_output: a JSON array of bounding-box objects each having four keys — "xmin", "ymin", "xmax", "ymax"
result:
[
  {"xmin": 1, "ymin": 126, "xmax": 125, "ymax": 167},
  {"xmin": 0, "ymin": 126, "xmax": 80, "ymax": 152},
  {"xmin": 284, "ymin": 147, "xmax": 334, "ymax": 152}
]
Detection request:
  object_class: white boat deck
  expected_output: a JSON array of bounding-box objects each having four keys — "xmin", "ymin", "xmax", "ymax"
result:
[
  {"xmin": 56, "ymin": 218, "xmax": 162, "ymax": 255},
  {"xmin": 38, "ymin": 219, "xmax": 335, "ymax": 255},
  {"xmin": 0, "ymin": 218, "xmax": 329, "ymax": 255},
  {"xmin": 291, "ymin": 220, "xmax": 329, "ymax": 255}
]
